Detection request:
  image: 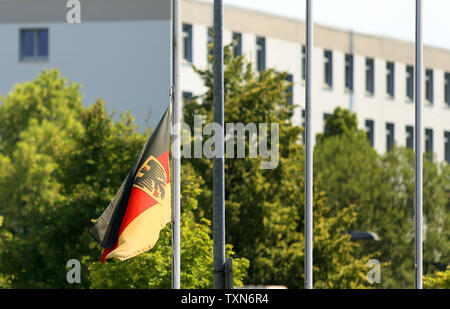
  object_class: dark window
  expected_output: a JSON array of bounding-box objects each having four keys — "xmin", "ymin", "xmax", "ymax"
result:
[
  {"xmin": 425, "ymin": 128, "xmax": 433, "ymax": 154},
  {"xmin": 445, "ymin": 73, "xmax": 450, "ymax": 106},
  {"xmin": 302, "ymin": 45, "xmax": 306, "ymax": 80},
  {"xmin": 386, "ymin": 123, "xmax": 395, "ymax": 151},
  {"xmin": 406, "ymin": 125, "xmax": 414, "ymax": 149},
  {"xmin": 182, "ymin": 23, "xmax": 193, "ymax": 62},
  {"xmin": 207, "ymin": 27, "xmax": 213, "ymax": 61},
  {"xmin": 366, "ymin": 58, "xmax": 375, "ymax": 94},
  {"xmin": 425, "ymin": 69, "xmax": 433, "ymax": 104},
  {"xmin": 20, "ymin": 29, "xmax": 48, "ymax": 60},
  {"xmin": 365, "ymin": 120, "xmax": 374, "ymax": 147},
  {"xmin": 406, "ymin": 65, "xmax": 414, "ymax": 101},
  {"xmin": 182, "ymin": 91, "xmax": 193, "ymax": 102},
  {"xmin": 285, "ymin": 74, "xmax": 293, "ymax": 105},
  {"xmin": 386, "ymin": 62, "xmax": 395, "ymax": 98},
  {"xmin": 345, "ymin": 54, "xmax": 354, "ymax": 92},
  {"xmin": 256, "ymin": 36, "xmax": 266, "ymax": 72},
  {"xmin": 323, "ymin": 113, "xmax": 331, "ymax": 131},
  {"xmin": 445, "ymin": 131, "xmax": 450, "ymax": 163},
  {"xmin": 324, "ymin": 50, "xmax": 333, "ymax": 88},
  {"xmin": 232, "ymin": 32, "xmax": 242, "ymax": 56}
]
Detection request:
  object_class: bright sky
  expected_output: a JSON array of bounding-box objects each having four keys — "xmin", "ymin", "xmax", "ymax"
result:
[{"xmin": 217, "ymin": 0, "xmax": 450, "ymax": 50}]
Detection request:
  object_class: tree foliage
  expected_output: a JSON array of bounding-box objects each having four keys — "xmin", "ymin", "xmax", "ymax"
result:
[
  {"xmin": 315, "ymin": 107, "xmax": 449, "ymax": 288},
  {"xmin": 183, "ymin": 45, "xmax": 369, "ymax": 288},
  {"xmin": 0, "ymin": 70, "xmax": 247, "ymax": 289},
  {"xmin": 316, "ymin": 107, "xmax": 365, "ymax": 143},
  {"xmin": 424, "ymin": 266, "xmax": 450, "ymax": 289}
]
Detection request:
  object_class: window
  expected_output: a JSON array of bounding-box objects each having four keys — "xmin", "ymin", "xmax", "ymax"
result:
[
  {"xmin": 365, "ymin": 120, "xmax": 374, "ymax": 147},
  {"xmin": 386, "ymin": 62, "xmax": 395, "ymax": 98},
  {"xmin": 323, "ymin": 113, "xmax": 331, "ymax": 131},
  {"xmin": 445, "ymin": 73, "xmax": 450, "ymax": 107},
  {"xmin": 285, "ymin": 74, "xmax": 293, "ymax": 105},
  {"xmin": 366, "ymin": 58, "xmax": 375, "ymax": 94},
  {"xmin": 232, "ymin": 32, "xmax": 242, "ymax": 57},
  {"xmin": 445, "ymin": 131, "xmax": 450, "ymax": 163},
  {"xmin": 207, "ymin": 27, "xmax": 213, "ymax": 61},
  {"xmin": 386, "ymin": 123, "xmax": 395, "ymax": 151},
  {"xmin": 406, "ymin": 66, "xmax": 414, "ymax": 101},
  {"xmin": 324, "ymin": 50, "xmax": 333, "ymax": 88},
  {"xmin": 406, "ymin": 126, "xmax": 414, "ymax": 149},
  {"xmin": 256, "ymin": 36, "xmax": 266, "ymax": 72},
  {"xmin": 425, "ymin": 128, "xmax": 433, "ymax": 154},
  {"xmin": 20, "ymin": 29, "xmax": 48, "ymax": 61},
  {"xmin": 425, "ymin": 69, "xmax": 433, "ymax": 104},
  {"xmin": 302, "ymin": 45, "xmax": 306, "ymax": 80},
  {"xmin": 182, "ymin": 23, "xmax": 193, "ymax": 63},
  {"xmin": 345, "ymin": 54, "xmax": 354, "ymax": 92},
  {"xmin": 182, "ymin": 91, "xmax": 193, "ymax": 102}
]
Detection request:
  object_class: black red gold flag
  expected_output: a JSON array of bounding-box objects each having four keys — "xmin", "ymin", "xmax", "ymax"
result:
[{"xmin": 88, "ymin": 106, "xmax": 171, "ymax": 262}]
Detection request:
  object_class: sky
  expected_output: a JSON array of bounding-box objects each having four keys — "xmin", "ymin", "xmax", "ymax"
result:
[{"xmin": 215, "ymin": 0, "xmax": 450, "ymax": 50}]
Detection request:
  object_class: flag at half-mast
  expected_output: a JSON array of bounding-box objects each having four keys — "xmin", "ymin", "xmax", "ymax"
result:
[{"xmin": 89, "ymin": 106, "xmax": 171, "ymax": 262}]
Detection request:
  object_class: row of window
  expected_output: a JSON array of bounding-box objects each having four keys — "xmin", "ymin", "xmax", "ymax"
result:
[
  {"xmin": 298, "ymin": 110, "xmax": 450, "ymax": 162},
  {"xmin": 183, "ymin": 24, "xmax": 265, "ymax": 71},
  {"xmin": 294, "ymin": 51, "xmax": 448, "ymax": 107},
  {"xmin": 25, "ymin": 25, "xmax": 447, "ymax": 109},
  {"xmin": 182, "ymin": 23, "xmax": 450, "ymax": 107},
  {"xmin": 364, "ymin": 119, "xmax": 449, "ymax": 162},
  {"xmin": 300, "ymin": 47, "xmax": 447, "ymax": 106},
  {"xmin": 317, "ymin": 49, "xmax": 449, "ymax": 106}
]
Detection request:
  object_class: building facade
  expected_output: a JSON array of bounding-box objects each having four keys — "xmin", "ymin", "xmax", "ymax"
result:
[
  {"xmin": 180, "ymin": 0, "xmax": 450, "ymax": 163},
  {"xmin": 0, "ymin": 0, "xmax": 449, "ymax": 162},
  {"xmin": 0, "ymin": 0, "xmax": 172, "ymax": 129}
]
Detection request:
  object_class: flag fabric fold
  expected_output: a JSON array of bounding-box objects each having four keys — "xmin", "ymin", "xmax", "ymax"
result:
[{"xmin": 88, "ymin": 106, "xmax": 172, "ymax": 263}]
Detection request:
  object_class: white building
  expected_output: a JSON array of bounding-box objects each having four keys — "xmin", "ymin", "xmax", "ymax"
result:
[
  {"xmin": 0, "ymin": 0, "xmax": 449, "ymax": 162},
  {"xmin": 0, "ymin": 0, "xmax": 172, "ymax": 130},
  {"xmin": 180, "ymin": 0, "xmax": 450, "ymax": 163}
]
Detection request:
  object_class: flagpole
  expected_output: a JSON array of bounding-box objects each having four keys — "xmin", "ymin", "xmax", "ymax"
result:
[
  {"xmin": 171, "ymin": 0, "xmax": 181, "ymax": 290},
  {"xmin": 414, "ymin": 0, "xmax": 423, "ymax": 289},
  {"xmin": 212, "ymin": 0, "xmax": 226, "ymax": 289},
  {"xmin": 305, "ymin": 0, "xmax": 313, "ymax": 290}
]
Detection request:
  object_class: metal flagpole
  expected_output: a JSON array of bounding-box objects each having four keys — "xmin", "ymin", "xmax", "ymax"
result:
[
  {"xmin": 212, "ymin": 0, "xmax": 226, "ymax": 289},
  {"xmin": 305, "ymin": 0, "xmax": 313, "ymax": 290},
  {"xmin": 171, "ymin": 0, "xmax": 181, "ymax": 290},
  {"xmin": 414, "ymin": 0, "xmax": 423, "ymax": 290}
]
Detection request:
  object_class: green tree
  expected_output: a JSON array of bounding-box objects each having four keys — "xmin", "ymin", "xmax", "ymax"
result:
[
  {"xmin": 0, "ymin": 70, "xmax": 146, "ymax": 288},
  {"xmin": 316, "ymin": 107, "xmax": 366, "ymax": 143},
  {"xmin": 183, "ymin": 45, "xmax": 368, "ymax": 288},
  {"xmin": 0, "ymin": 70, "xmax": 248, "ymax": 288},
  {"xmin": 0, "ymin": 216, "xmax": 11, "ymax": 288},
  {"xmin": 424, "ymin": 266, "xmax": 450, "ymax": 289},
  {"xmin": 314, "ymin": 107, "xmax": 450, "ymax": 288}
]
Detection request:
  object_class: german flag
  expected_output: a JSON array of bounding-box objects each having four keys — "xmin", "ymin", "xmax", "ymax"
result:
[{"xmin": 89, "ymin": 106, "xmax": 171, "ymax": 262}]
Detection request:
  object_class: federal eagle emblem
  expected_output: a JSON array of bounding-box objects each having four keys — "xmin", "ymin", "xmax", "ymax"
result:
[{"xmin": 133, "ymin": 155, "xmax": 167, "ymax": 202}]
